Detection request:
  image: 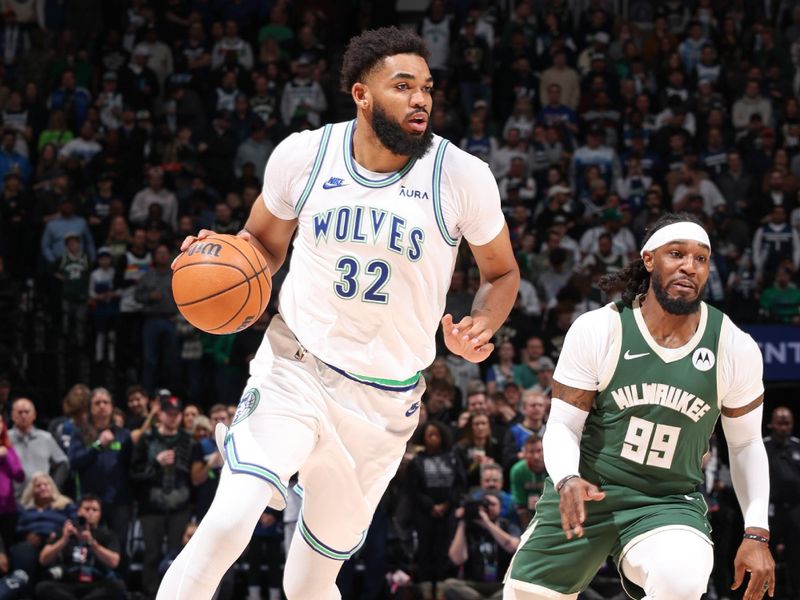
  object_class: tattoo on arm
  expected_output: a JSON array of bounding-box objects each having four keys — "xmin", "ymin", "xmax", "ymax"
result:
[
  {"xmin": 721, "ymin": 395, "xmax": 763, "ymax": 418},
  {"xmin": 552, "ymin": 381, "xmax": 596, "ymax": 412}
]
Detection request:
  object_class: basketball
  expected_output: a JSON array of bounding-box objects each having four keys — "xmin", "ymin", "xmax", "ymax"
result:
[{"xmin": 172, "ymin": 234, "xmax": 271, "ymax": 335}]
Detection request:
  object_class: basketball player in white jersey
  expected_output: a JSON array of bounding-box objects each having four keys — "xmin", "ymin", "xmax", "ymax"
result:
[{"xmin": 158, "ymin": 27, "xmax": 520, "ymax": 600}]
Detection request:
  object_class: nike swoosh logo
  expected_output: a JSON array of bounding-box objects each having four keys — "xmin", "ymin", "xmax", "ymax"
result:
[
  {"xmin": 684, "ymin": 495, "xmax": 696, "ymax": 501},
  {"xmin": 405, "ymin": 401, "xmax": 420, "ymax": 417},
  {"xmin": 623, "ymin": 350, "xmax": 650, "ymax": 360},
  {"xmin": 322, "ymin": 181, "xmax": 346, "ymax": 189}
]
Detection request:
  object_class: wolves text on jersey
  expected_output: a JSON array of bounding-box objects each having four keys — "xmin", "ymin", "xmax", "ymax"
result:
[
  {"xmin": 610, "ymin": 383, "xmax": 712, "ymax": 423},
  {"xmin": 312, "ymin": 206, "xmax": 425, "ymax": 262}
]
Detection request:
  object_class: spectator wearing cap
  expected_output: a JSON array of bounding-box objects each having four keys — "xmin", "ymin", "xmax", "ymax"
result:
[
  {"xmin": 57, "ymin": 121, "xmax": 101, "ymax": 165},
  {"xmin": 0, "ymin": 129, "xmax": 29, "ymax": 189},
  {"xmin": 96, "ymin": 71, "xmax": 124, "ymax": 131},
  {"xmin": 234, "ymin": 121, "xmax": 273, "ymax": 182},
  {"xmin": 732, "ymin": 79, "xmax": 772, "ymax": 140},
  {"xmin": 130, "ymin": 394, "xmax": 193, "ymax": 597},
  {"xmin": 46, "ymin": 68, "xmax": 91, "ymax": 130},
  {"xmin": 280, "ymin": 52, "xmax": 327, "ymax": 130},
  {"xmin": 119, "ymin": 44, "xmax": 159, "ymax": 112},
  {"xmin": 134, "ymin": 244, "xmax": 179, "ymax": 396},
  {"xmin": 129, "ymin": 168, "xmax": 178, "ymax": 231},
  {"xmin": 68, "ymin": 388, "xmax": 132, "ymax": 552},
  {"xmin": 88, "ymin": 246, "xmax": 118, "ymax": 364},
  {"xmin": 55, "ymin": 231, "xmax": 90, "ymax": 349},
  {"xmin": 530, "ymin": 357, "xmax": 555, "ymax": 396},
  {"xmin": 539, "ymin": 50, "xmax": 579, "ymax": 111},
  {"xmin": 40, "ymin": 198, "xmax": 95, "ymax": 265},
  {"xmin": 212, "ymin": 20, "xmax": 253, "ymax": 71}
]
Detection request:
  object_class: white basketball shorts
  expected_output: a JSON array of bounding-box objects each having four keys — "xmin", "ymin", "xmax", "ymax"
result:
[{"xmin": 223, "ymin": 314, "xmax": 424, "ymax": 561}]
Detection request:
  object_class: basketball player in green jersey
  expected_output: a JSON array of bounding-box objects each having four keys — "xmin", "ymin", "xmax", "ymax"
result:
[{"xmin": 504, "ymin": 213, "xmax": 775, "ymax": 600}]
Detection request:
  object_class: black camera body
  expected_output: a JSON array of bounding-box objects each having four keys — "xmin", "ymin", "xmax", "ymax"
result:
[
  {"xmin": 463, "ymin": 496, "xmax": 490, "ymax": 521},
  {"xmin": 75, "ymin": 516, "xmax": 88, "ymax": 529}
]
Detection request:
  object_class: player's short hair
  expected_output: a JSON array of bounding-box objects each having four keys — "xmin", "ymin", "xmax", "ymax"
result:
[
  {"xmin": 598, "ymin": 212, "xmax": 704, "ymax": 304},
  {"xmin": 340, "ymin": 26, "xmax": 429, "ymax": 93}
]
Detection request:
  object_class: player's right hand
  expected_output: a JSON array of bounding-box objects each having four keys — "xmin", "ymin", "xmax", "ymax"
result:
[
  {"xmin": 172, "ymin": 229, "xmax": 218, "ymax": 269},
  {"xmin": 558, "ymin": 477, "xmax": 605, "ymax": 540}
]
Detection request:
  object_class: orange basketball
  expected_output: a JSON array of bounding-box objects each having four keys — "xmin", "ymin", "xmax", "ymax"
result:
[{"xmin": 172, "ymin": 234, "xmax": 271, "ymax": 334}]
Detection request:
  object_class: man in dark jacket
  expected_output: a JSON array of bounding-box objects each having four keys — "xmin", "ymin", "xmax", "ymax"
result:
[
  {"xmin": 35, "ymin": 494, "xmax": 125, "ymax": 600},
  {"xmin": 130, "ymin": 395, "xmax": 192, "ymax": 597},
  {"xmin": 764, "ymin": 406, "xmax": 800, "ymax": 598}
]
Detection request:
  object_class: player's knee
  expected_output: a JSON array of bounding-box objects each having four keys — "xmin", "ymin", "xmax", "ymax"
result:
[{"xmin": 645, "ymin": 561, "xmax": 709, "ymax": 600}]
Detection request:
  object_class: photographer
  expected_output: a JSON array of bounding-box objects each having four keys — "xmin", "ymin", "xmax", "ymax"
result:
[
  {"xmin": 35, "ymin": 494, "xmax": 124, "ymax": 600},
  {"xmin": 441, "ymin": 491, "xmax": 520, "ymax": 600}
]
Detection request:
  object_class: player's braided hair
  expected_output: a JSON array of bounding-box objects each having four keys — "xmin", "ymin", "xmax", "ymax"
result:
[
  {"xmin": 340, "ymin": 27, "xmax": 429, "ymax": 93},
  {"xmin": 598, "ymin": 212, "xmax": 705, "ymax": 305}
]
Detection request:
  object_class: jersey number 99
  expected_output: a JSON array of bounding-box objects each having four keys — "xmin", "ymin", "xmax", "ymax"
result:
[
  {"xmin": 620, "ymin": 416, "xmax": 681, "ymax": 469},
  {"xmin": 334, "ymin": 256, "xmax": 391, "ymax": 304}
]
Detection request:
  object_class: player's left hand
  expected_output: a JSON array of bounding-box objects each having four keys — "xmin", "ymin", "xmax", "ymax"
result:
[
  {"xmin": 441, "ymin": 314, "xmax": 494, "ymax": 363},
  {"xmin": 731, "ymin": 533, "xmax": 775, "ymax": 600}
]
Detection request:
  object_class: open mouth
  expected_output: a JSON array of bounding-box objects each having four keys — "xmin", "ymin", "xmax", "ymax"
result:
[{"xmin": 407, "ymin": 113, "xmax": 428, "ymax": 132}]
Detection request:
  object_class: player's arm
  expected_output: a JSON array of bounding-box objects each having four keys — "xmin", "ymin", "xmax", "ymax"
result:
[
  {"xmin": 720, "ymin": 328, "xmax": 774, "ymax": 600},
  {"xmin": 545, "ymin": 382, "xmax": 604, "ymax": 540},
  {"xmin": 722, "ymin": 396, "xmax": 775, "ymax": 599},
  {"xmin": 442, "ymin": 226, "xmax": 520, "ymax": 362},
  {"xmin": 241, "ymin": 197, "xmax": 298, "ymax": 275}
]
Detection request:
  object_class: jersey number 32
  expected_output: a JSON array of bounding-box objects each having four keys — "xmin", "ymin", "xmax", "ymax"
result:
[{"xmin": 334, "ymin": 256, "xmax": 391, "ymax": 304}]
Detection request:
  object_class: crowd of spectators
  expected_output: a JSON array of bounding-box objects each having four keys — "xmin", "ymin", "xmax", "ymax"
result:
[{"xmin": 0, "ymin": 0, "xmax": 798, "ymax": 599}]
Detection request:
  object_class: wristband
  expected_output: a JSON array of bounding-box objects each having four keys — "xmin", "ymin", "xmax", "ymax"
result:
[
  {"xmin": 556, "ymin": 474, "xmax": 579, "ymax": 493},
  {"xmin": 743, "ymin": 533, "xmax": 769, "ymax": 544}
]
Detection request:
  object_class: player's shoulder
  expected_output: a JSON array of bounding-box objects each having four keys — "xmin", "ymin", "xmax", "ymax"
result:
[
  {"xmin": 439, "ymin": 136, "xmax": 495, "ymax": 178},
  {"xmin": 569, "ymin": 301, "xmax": 622, "ymax": 336},
  {"xmin": 275, "ymin": 122, "xmax": 338, "ymax": 153},
  {"xmin": 717, "ymin": 309, "xmax": 761, "ymax": 363}
]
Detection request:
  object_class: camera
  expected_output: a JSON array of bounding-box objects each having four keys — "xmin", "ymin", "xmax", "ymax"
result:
[
  {"xmin": 463, "ymin": 496, "xmax": 490, "ymax": 521},
  {"xmin": 76, "ymin": 516, "xmax": 87, "ymax": 529}
]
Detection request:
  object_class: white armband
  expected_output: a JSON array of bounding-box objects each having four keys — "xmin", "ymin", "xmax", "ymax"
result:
[
  {"xmin": 543, "ymin": 398, "xmax": 589, "ymax": 487},
  {"xmin": 721, "ymin": 404, "xmax": 770, "ymax": 531}
]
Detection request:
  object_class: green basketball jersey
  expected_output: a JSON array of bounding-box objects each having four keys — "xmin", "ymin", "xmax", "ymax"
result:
[{"xmin": 580, "ymin": 302, "xmax": 722, "ymax": 496}]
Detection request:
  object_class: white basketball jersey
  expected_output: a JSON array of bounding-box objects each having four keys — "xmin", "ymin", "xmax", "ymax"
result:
[{"xmin": 258, "ymin": 120, "xmax": 504, "ymax": 387}]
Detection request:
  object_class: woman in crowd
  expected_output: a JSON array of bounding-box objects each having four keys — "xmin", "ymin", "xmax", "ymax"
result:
[
  {"xmin": 455, "ymin": 412, "xmax": 505, "ymax": 488},
  {"xmin": 0, "ymin": 418, "xmax": 23, "ymax": 547},
  {"xmin": 405, "ymin": 421, "xmax": 464, "ymax": 600}
]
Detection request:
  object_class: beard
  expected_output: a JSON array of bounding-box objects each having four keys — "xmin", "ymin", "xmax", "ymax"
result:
[
  {"xmin": 371, "ymin": 101, "xmax": 434, "ymax": 160},
  {"xmin": 651, "ymin": 269, "xmax": 704, "ymax": 315}
]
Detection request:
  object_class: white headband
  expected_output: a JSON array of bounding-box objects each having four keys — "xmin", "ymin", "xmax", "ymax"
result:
[{"xmin": 640, "ymin": 222, "xmax": 711, "ymax": 258}]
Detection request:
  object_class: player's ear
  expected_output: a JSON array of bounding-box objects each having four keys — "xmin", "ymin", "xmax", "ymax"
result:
[
  {"xmin": 641, "ymin": 250, "xmax": 655, "ymax": 272},
  {"xmin": 352, "ymin": 83, "xmax": 369, "ymax": 110}
]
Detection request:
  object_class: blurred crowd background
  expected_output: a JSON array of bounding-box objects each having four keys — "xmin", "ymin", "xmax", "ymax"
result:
[{"xmin": 0, "ymin": 0, "xmax": 798, "ymax": 599}]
